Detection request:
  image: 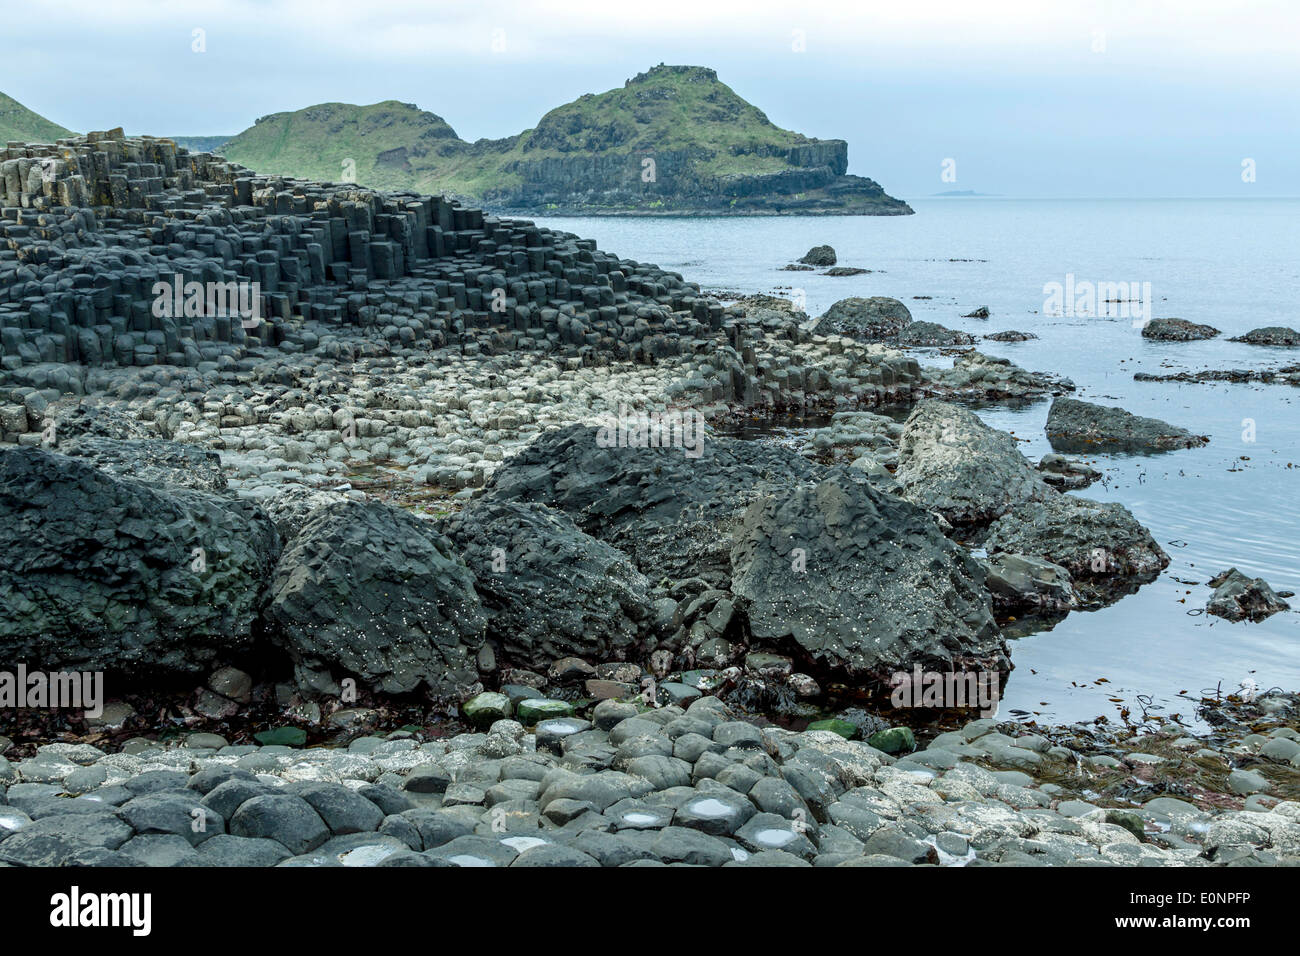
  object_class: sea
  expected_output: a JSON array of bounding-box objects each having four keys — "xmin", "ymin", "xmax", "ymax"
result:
[{"xmin": 535, "ymin": 199, "xmax": 1300, "ymax": 726}]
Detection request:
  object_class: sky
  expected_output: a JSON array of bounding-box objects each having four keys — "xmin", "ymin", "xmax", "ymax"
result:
[{"xmin": 3, "ymin": 0, "xmax": 1297, "ymax": 199}]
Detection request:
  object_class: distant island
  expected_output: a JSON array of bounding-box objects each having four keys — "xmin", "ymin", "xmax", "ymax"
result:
[{"xmin": 214, "ymin": 65, "xmax": 913, "ymax": 217}]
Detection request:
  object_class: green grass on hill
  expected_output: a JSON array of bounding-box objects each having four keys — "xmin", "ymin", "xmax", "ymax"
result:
[{"xmin": 0, "ymin": 92, "xmax": 73, "ymax": 144}]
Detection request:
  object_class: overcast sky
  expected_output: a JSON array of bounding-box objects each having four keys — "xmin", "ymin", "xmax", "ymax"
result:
[{"xmin": 4, "ymin": 0, "xmax": 1296, "ymax": 198}]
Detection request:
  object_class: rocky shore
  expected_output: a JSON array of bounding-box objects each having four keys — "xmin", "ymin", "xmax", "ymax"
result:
[
  {"xmin": 2, "ymin": 690, "xmax": 1297, "ymax": 867},
  {"xmin": 1, "ymin": 130, "xmax": 1296, "ymax": 867}
]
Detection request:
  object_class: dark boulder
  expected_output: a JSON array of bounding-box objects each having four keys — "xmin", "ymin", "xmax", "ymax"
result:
[
  {"xmin": 729, "ymin": 468, "xmax": 1006, "ymax": 684},
  {"xmin": 0, "ymin": 447, "xmax": 278, "ymax": 678},
  {"xmin": 1142, "ymin": 318, "xmax": 1220, "ymax": 341},
  {"xmin": 983, "ymin": 493, "xmax": 1169, "ymax": 603},
  {"xmin": 1229, "ymin": 327, "xmax": 1300, "ymax": 346},
  {"xmin": 480, "ymin": 424, "xmax": 822, "ymax": 590},
  {"xmin": 1045, "ymin": 397, "xmax": 1208, "ymax": 453},
  {"xmin": 1205, "ymin": 568, "xmax": 1291, "ymax": 622},
  {"xmin": 814, "ymin": 297, "xmax": 912, "ymax": 340},
  {"xmin": 797, "ymin": 245, "xmax": 836, "ymax": 267},
  {"xmin": 439, "ymin": 500, "xmax": 653, "ymax": 670},
  {"xmin": 894, "ymin": 322, "xmax": 976, "ymax": 347},
  {"xmin": 263, "ymin": 500, "xmax": 486, "ymax": 696},
  {"xmin": 54, "ymin": 436, "xmax": 227, "ymax": 493}
]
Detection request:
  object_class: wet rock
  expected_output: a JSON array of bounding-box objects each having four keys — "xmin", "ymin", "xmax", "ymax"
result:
[
  {"xmin": 981, "ymin": 553, "xmax": 1079, "ymax": 612},
  {"xmin": 895, "ymin": 322, "xmax": 977, "ymax": 347},
  {"xmin": 1230, "ymin": 327, "xmax": 1300, "ymax": 346},
  {"xmin": 962, "ymin": 306, "xmax": 990, "ymax": 319},
  {"xmin": 1036, "ymin": 453, "xmax": 1101, "ymax": 490},
  {"xmin": 1141, "ymin": 318, "xmax": 1220, "ymax": 341},
  {"xmin": 983, "ymin": 493, "xmax": 1169, "ymax": 603},
  {"xmin": 263, "ymin": 499, "xmax": 486, "ymax": 695},
  {"xmin": 730, "ymin": 468, "xmax": 1006, "ymax": 685},
  {"xmin": 440, "ymin": 500, "xmax": 651, "ymax": 672},
  {"xmin": 797, "ymin": 245, "xmax": 836, "ymax": 267},
  {"xmin": 55, "ymin": 436, "xmax": 228, "ymax": 493},
  {"xmin": 813, "ymin": 297, "xmax": 912, "ymax": 340},
  {"xmin": 985, "ymin": 330, "xmax": 1037, "ymax": 342},
  {"xmin": 481, "ymin": 424, "xmax": 820, "ymax": 588},
  {"xmin": 1206, "ymin": 568, "xmax": 1291, "ymax": 622},
  {"xmin": 895, "ymin": 400, "xmax": 1051, "ymax": 529},
  {"xmin": 1045, "ymin": 397, "xmax": 1209, "ymax": 453},
  {"xmin": 0, "ymin": 447, "xmax": 279, "ymax": 679}
]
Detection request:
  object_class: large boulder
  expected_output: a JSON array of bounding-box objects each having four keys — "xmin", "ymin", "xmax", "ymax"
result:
[
  {"xmin": 263, "ymin": 500, "xmax": 486, "ymax": 696},
  {"xmin": 0, "ymin": 447, "xmax": 279, "ymax": 677},
  {"xmin": 1046, "ymin": 397, "xmax": 1208, "ymax": 453},
  {"xmin": 480, "ymin": 424, "xmax": 822, "ymax": 590},
  {"xmin": 1205, "ymin": 569, "xmax": 1291, "ymax": 622},
  {"xmin": 814, "ymin": 297, "xmax": 912, "ymax": 340},
  {"xmin": 439, "ymin": 500, "xmax": 653, "ymax": 670},
  {"xmin": 730, "ymin": 468, "xmax": 1006, "ymax": 684},
  {"xmin": 983, "ymin": 493, "xmax": 1169, "ymax": 603},
  {"xmin": 895, "ymin": 401, "xmax": 1051, "ymax": 529}
]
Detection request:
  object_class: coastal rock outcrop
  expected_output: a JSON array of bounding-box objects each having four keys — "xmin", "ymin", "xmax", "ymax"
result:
[
  {"xmin": 263, "ymin": 500, "xmax": 486, "ymax": 696},
  {"xmin": 730, "ymin": 468, "xmax": 1007, "ymax": 683},
  {"xmin": 0, "ymin": 446, "xmax": 279, "ymax": 677},
  {"xmin": 1046, "ymin": 397, "xmax": 1209, "ymax": 453}
]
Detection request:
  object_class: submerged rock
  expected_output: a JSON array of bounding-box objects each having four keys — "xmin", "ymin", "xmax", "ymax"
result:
[
  {"xmin": 1045, "ymin": 397, "xmax": 1208, "ymax": 453},
  {"xmin": 982, "ymin": 493, "xmax": 1169, "ymax": 603},
  {"xmin": 1205, "ymin": 568, "xmax": 1291, "ymax": 622},
  {"xmin": 895, "ymin": 400, "xmax": 1050, "ymax": 529},
  {"xmin": 263, "ymin": 500, "xmax": 486, "ymax": 695},
  {"xmin": 440, "ymin": 500, "xmax": 652, "ymax": 671},
  {"xmin": 813, "ymin": 297, "xmax": 913, "ymax": 340},
  {"xmin": 1142, "ymin": 318, "xmax": 1220, "ymax": 341},
  {"xmin": 0, "ymin": 447, "xmax": 279, "ymax": 677},
  {"xmin": 729, "ymin": 468, "xmax": 1006, "ymax": 685}
]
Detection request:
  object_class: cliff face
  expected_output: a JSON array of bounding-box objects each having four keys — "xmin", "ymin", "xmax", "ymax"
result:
[{"xmin": 221, "ymin": 66, "xmax": 912, "ymax": 217}]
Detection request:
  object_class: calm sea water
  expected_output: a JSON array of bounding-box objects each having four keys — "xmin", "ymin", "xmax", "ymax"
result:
[{"xmin": 535, "ymin": 200, "xmax": 1300, "ymax": 725}]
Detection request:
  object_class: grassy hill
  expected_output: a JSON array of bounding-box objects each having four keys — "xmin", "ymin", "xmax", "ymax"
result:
[
  {"xmin": 0, "ymin": 92, "xmax": 73, "ymax": 144},
  {"xmin": 221, "ymin": 66, "xmax": 911, "ymax": 216},
  {"xmin": 222, "ymin": 100, "xmax": 464, "ymax": 190}
]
